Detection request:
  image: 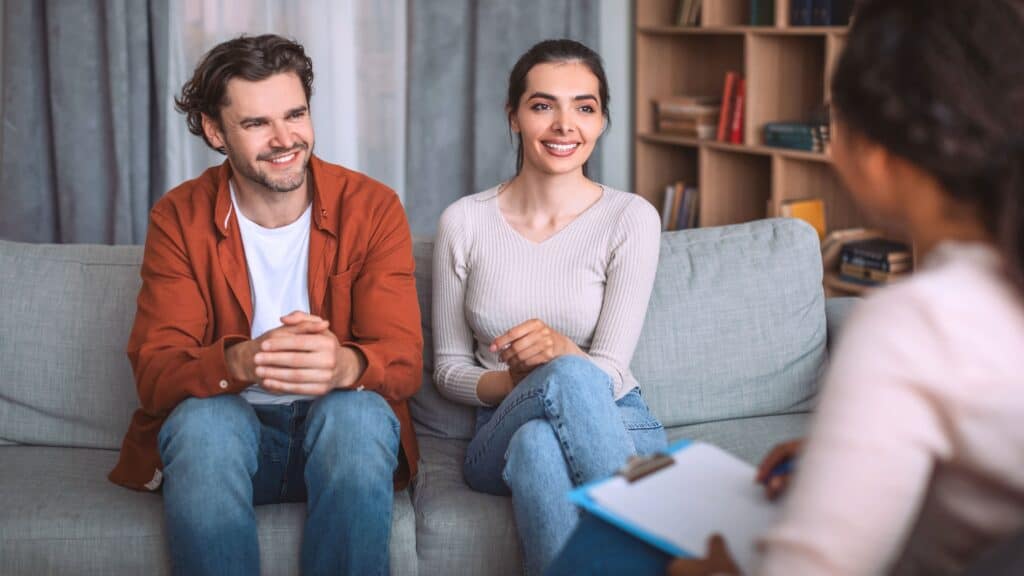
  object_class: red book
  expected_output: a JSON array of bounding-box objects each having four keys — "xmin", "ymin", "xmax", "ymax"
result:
[
  {"xmin": 716, "ymin": 72, "xmax": 738, "ymax": 142},
  {"xmin": 729, "ymin": 78, "xmax": 746, "ymax": 144}
]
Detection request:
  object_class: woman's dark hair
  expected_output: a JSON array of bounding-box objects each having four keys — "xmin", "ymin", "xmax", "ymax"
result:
[
  {"xmin": 831, "ymin": 0, "xmax": 1024, "ymax": 292},
  {"xmin": 506, "ymin": 39, "xmax": 610, "ymax": 176},
  {"xmin": 175, "ymin": 34, "xmax": 314, "ymax": 154}
]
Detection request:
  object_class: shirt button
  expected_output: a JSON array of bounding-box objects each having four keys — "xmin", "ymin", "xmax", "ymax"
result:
[{"xmin": 218, "ymin": 379, "xmax": 229, "ymax": 389}]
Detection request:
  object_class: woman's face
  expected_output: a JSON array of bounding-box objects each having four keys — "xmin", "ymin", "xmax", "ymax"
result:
[{"xmin": 510, "ymin": 61, "xmax": 605, "ymax": 177}]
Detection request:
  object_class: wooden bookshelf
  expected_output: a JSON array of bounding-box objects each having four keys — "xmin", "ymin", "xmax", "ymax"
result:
[{"xmin": 634, "ymin": 0, "xmax": 882, "ymax": 295}]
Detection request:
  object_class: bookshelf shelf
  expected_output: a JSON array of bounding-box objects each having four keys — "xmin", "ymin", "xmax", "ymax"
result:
[
  {"xmin": 634, "ymin": 0, "xmax": 869, "ymax": 256},
  {"xmin": 638, "ymin": 132, "xmax": 832, "ymax": 163},
  {"xmin": 638, "ymin": 25, "xmax": 848, "ymax": 36}
]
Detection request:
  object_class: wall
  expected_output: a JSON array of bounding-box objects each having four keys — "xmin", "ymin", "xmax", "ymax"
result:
[{"xmin": 598, "ymin": 0, "xmax": 633, "ymax": 192}]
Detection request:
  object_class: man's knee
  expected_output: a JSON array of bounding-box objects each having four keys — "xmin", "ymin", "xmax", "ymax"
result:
[
  {"xmin": 158, "ymin": 395, "xmax": 259, "ymax": 462},
  {"xmin": 304, "ymin": 390, "xmax": 400, "ymax": 473}
]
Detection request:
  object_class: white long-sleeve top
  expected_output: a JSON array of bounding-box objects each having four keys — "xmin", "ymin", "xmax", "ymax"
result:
[
  {"xmin": 432, "ymin": 184, "xmax": 661, "ymax": 406},
  {"xmin": 759, "ymin": 242, "xmax": 1024, "ymax": 575}
]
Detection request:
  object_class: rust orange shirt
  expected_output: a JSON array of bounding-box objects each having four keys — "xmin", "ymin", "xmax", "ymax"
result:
[{"xmin": 110, "ymin": 156, "xmax": 422, "ymax": 491}]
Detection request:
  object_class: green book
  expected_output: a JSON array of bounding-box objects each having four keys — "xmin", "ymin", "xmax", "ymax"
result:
[{"xmin": 750, "ymin": 0, "xmax": 775, "ymax": 26}]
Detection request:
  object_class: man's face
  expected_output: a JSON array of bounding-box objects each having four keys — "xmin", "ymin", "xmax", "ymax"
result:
[{"xmin": 203, "ymin": 72, "xmax": 315, "ymax": 194}]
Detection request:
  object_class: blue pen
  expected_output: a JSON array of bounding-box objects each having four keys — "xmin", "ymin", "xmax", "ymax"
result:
[{"xmin": 764, "ymin": 458, "xmax": 795, "ymax": 482}]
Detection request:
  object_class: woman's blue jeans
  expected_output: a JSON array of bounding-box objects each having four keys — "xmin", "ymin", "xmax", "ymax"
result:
[
  {"xmin": 462, "ymin": 356, "xmax": 668, "ymax": 575},
  {"xmin": 157, "ymin": 390, "xmax": 400, "ymax": 576}
]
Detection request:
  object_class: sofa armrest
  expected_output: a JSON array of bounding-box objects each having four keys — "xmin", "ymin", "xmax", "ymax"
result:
[{"xmin": 825, "ymin": 297, "xmax": 860, "ymax": 351}]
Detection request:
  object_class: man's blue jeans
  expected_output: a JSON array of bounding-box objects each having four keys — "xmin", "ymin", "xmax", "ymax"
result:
[
  {"xmin": 157, "ymin": 390, "xmax": 400, "ymax": 576},
  {"xmin": 463, "ymin": 356, "xmax": 668, "ymax": 575}
]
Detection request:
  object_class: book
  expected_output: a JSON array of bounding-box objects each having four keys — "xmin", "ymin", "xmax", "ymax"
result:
[
  {"xmin": 684, "ymin": 186, "xmax": 700, "ymax": 229},
  {"xmin": 791, "ymin": 0, "xmax": 813, "ymax": 25},
  {"xmin": 841, "ymin": 254, "xmax": 911, "ymax": 274},
  {"xmin": 780, "ymin": 198, "xmax": 826, "ymax": 241},
  {"xmin": 658, "ymin": 121, "xmax": 718, "ymax": 140},
  {"xmin": 811, "ymin": 0, "xmax": 830, "ymax": 25},
  {"xmin": 842, "ymin": 238, "xmax": 912, "ymax": 264},
  {"xmin": 750, "ymin": 0, "xmax": 775, "ymax": 25},
  {"xmin": 661, "ymin": 184, "xmax": 676, "ymax": 231},
  {"xmin": 669, "ymin": 181, "xmax": 686, "ymax": 230},
  {"xmin": 717, "ymin": 72, "xmax": 739, "ymax": 142},
  {"xmin": 729, "ymin": 78, "xmax": 746, "ymax": 144},
  {"xmin": 570, "ymin": 441, "xmax": 782, "ymax": 574},
  {"xmin": 677, "ymin": 0, "xmax": 694, "ymax": 25},
  {"xmin": 840, "ymin": 262, "xmax": 909, "ymax": 283},
  {"xmin": 655, "ymin": 97, "xmax": 721, "ymax": 118},
  {"xmin": 689, "ymin": 0, "xmax": 703, "ymax": 25}
]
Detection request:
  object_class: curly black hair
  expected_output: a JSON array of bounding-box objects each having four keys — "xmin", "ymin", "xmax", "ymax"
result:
[
  {"xmin": 175, "ymin": 34, "xmax": 314, "ymax": 153},
  {"xmin": 832, "ymin": 0, "xmax": 1024, "ymax": 292}
]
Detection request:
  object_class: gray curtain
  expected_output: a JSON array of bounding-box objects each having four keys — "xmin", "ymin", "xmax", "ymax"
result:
[
  {"xmin": 405, "ymin": 0, "xmax": 600, "ymax": 236},
  {"xmin": 0, "ymin": 0, "xmax": 168, "ymax": 245}
]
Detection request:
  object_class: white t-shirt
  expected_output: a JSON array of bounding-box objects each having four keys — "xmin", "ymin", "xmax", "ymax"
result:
[{"xmin": 231, "ymin": 184, "xmax": 314, "ymax": 405}]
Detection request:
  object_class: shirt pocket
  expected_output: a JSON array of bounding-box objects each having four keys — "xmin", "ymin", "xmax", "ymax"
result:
[{"xmin": 327, "ymin": 261, "xmax": 362, "ymax": 339}]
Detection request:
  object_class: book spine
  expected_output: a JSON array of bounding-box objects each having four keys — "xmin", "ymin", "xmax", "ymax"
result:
[
  {"xmin": 729, "ymin": 78, "xmax": 745, "ymax": 144},
  {"xmin": 717, "ymin": 72, "xmax": 738, "ymax": 142}
]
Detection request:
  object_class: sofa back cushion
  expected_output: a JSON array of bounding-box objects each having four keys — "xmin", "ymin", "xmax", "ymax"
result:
[
  {"xmin": 409, "ymin": 239, "xmax": 477, "ymax": 439},
  {"xmin": 0, "ymin": 240, "xmax": 142, "ymax": 449},
  {"xmin": 632, "ymin": 219, "xmax": 825, "ymax": 428}
]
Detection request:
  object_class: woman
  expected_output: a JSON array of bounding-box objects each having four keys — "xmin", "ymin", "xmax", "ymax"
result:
[
  {"xmin": 550, "ymin": 0, "xmax": 1024, "ymax": 574},
  {"xmin": 432, "ymin": 39, "xmax": 668, "ymax": 575}
]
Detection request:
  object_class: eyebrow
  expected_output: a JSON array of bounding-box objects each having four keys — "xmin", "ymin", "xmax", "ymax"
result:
[
  {"xmin": 238, "ymin": 105, "xmax": 308, "ymax": 125},
  {"xmin": 527, "ymin": 91, "xmax": 599, "ymax": 103}
]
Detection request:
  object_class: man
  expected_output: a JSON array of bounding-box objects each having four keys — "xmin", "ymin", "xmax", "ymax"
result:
[{"xmin": 109, "ymin": 34, "xmax": 422, "ymax": 576}]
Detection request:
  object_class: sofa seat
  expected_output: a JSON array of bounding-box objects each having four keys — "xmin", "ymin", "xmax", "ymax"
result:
[
  {"xmin": 412, "ymin": 436, "xmax": 523, "ymax": 576},
  {"xmin": 0, "ymin": 446, "xmax": 417, "ymax": 576}
]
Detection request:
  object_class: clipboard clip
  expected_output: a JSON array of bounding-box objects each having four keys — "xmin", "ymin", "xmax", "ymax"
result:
[{"xmin": 618, "ymin": 452, "xmax": 674, "ymax": 483}]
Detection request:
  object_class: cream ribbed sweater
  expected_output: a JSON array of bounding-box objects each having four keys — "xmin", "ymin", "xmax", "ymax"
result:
[{"xmin": 432, "ymin": 184, "xmax": 661, "ymax": 406}]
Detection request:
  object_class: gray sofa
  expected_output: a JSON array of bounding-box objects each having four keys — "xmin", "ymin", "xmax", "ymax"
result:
[{"xmin": 0, "ymin": 218, "xmax": 855, "ymax": 575}]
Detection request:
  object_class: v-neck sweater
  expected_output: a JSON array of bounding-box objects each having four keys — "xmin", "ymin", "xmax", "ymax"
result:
[{"xmin": 432, "ymin": 184, "xmax": 661, "ymax": 406}]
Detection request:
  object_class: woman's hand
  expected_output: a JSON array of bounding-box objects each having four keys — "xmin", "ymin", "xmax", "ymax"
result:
[
  {"xmin": 755, "ymin": 439, "xmax": 804, "ymax": 500},
  {"xmin": 667, "ymin": 534, "xmax": 741, "ymax": 575},
  {"xmin": 490, "ymin": 319, "xmax": 583, "ymax": 377}
]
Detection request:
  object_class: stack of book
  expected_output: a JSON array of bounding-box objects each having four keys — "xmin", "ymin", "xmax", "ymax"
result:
[
  {"xmin": 676, "ymin": 0, "xmax": 703, "ymax": 26},
  {"xmin": 717, "ymin": 72, "xmax": 745, "ymax": 144},
  {"xmin": 839, "ymin": 238, "xmax": 912, "ymax": 285},
  {"xmin": 654, "ymin": 96, "xmax": 721, "ymax": 139},
  {"xmin": 791, "ymin": 0, "xmax": 854, "ymax": 26},
  {"xmin": 661, "ymin": 181, "xmax": 700, "ymax": 231},
  {"xmin": 764, "ymin": 122, "xmax": 825, "ymax": 152}
]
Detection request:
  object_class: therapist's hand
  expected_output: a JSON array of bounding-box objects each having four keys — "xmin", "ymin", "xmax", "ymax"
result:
[
  {"xmin": 667, "ymin": 534, "xmax": 741, "ymax": 576},
  {"xmin": 755, "ymin": 439, "xmax": 804, "ymax": 500}
]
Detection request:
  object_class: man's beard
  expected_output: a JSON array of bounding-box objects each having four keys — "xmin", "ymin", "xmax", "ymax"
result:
[{"xmin": 228, "ymin": 141, "xmax": 311, "ymax": 193}]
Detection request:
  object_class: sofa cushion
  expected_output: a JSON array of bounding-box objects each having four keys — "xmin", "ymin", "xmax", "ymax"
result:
[
  {"xmin": 632, "ymin": 219, "xmax": 826, "ymax": 429},
  {"xmin": 0, "ymin": 446, "xmax": 416, "ymax": 576},
  {"xmin": 0, "ymin": 241, "xmax": 142, "ymax": 449},
  {"xmin": 666, "ymin": 412, "xmax": 810, "ymax": 465},
  {"xmin": 409, "ymin": 239, "xmax": 477, "ymax": 440},
  {"xmin": 412, "ymin": 435, "xmax": 523, "ymax": 575}
]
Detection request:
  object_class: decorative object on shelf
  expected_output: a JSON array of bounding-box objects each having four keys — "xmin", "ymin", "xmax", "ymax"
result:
[
  {"xmin": 676, "ymin": 0, "xmax": 703, "ymax": 26},
  {"xmin": 780, "ymin": 198, "xmax": 826, "ymax": 241},
  {"xmin": 654, "ymin": 96, "xmax": 721, "ymax": 139},
  {"xmin": 750, "ymin": 0, "xmax": 775, "ymax": 26}
]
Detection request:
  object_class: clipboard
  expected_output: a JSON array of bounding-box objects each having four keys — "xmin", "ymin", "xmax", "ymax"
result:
[{"xmin": 569, "ymin": 440, "xmax": 781, "ymax": 572}]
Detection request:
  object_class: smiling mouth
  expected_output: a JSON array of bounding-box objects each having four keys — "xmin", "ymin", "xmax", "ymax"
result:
[
  {"xmin": 542, "ymin": 141, "xmax": 582, "ymax": 157},
  {"xmin": 268, "ymin": 152, "xmax": 297, "ymax": 164}
]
